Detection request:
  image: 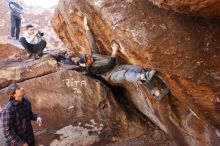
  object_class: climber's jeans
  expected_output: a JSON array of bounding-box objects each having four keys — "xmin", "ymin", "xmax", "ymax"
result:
[
  {"xmin": 11, "ymin": 14, "xmax": 21, "ymax": 40},
  {"xmin": 20, "ymin": 37, "xmax": 46, "ymax": 56},
  {"xmin": 108, "ymin": 65, "xmax": 145, "ymax": 84}
]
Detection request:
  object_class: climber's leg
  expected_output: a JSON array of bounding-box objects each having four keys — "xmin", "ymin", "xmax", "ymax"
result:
[
  {"xmin": 144, "ymin": 81, "xmax": 170, "ymax": 101},
  {"xmin": 121, "ymin": 65, "xmax": 156, "ymax": 81},
  {"xmin": 109, "ymin": 65, "xmax": 156, "ymax": 83},
  {"xmin": 109, "ymin": 65, "xmax": 145, "ymax": 83},
  {"xmin": 109, "ymin": 70, "xmax": 132, "ymax": 83},
  {"xmin": 123, "ymin": 65, "xmax": 144, "ymax": 73}
]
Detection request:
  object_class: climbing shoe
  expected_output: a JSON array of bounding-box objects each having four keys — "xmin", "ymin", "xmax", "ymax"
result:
[
  {"xmin": 141, "ymin": 69, "xmax": 156, "ymax": 81},
  {"xmin": 153, "ymin": 87, "xmax": 170, "ymax": 101}
]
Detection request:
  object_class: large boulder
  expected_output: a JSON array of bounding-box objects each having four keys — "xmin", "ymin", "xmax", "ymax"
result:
[
  {"xmin": 51, "ymin": 0, "xmax": 220, "ymax": 145},
  {"xmin": 0, "ymin": 44, "xmax": 25, "ymax": 60},
  {"xmin": 148, "ymin": 0, "xmax": 220, "ymax": 18},
  {"xmin": 0, "ymin": 55, "xmax": 58, "ymax": 89},
  {"xmin": 0, "ymin": 70, "xmax": 174, "ymax": 145}
]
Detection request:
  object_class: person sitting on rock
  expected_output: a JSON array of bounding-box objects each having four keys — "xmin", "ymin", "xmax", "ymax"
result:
[
  {"xmin": 20, "ymin": 24, "xmax": 46, "ymax": 59},
  {"xmin": 1, "ymin": 83, "xmax": 42, "ymax": 146},
  {"xmin": 76, "ymin": 16, "xmax": 169, "ymax": 100}
]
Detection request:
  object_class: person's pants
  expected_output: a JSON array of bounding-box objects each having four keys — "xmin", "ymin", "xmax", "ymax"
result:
[
  {"xmin": 108, "ymin": 65, "xmax": 145, "ymax": 84},
  {"xmin": 106, "ymin": 65, "xmax": 158, "ymax": 95},
  {"xmin": 11, "ymin": 14, "xmax": 21, "ymax": 40},
  {"xmin": 20, "ymin": 37, "xmax": 46, "ymax": 56}
]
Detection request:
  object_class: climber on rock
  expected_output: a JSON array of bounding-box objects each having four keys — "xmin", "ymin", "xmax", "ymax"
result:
[
  {"xmin": 1, "ymin": 83, "xmax": 42, "ymax": 146},
  {"xmin": 20, "ymin": 24, "xmax": 46, "ymax": 59},
  {"xmin": 75, "ymin": 16, "xmax": 169, "ymax": 101}
]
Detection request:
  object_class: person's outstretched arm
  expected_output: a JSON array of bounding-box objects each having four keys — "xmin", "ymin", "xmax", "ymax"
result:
[
  {"xmin": 89, "ymin": 43, "xmax": 119, "ymax": 75},
  {"xmin": 24, "ymin": 97, "xmax": 42, "ymax": 127},
  {"xmin": 84, "ymin": 16, "xmax": 99, "ymax": 55}
]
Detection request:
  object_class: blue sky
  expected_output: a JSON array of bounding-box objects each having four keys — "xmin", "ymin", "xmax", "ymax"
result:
[{"xmin": 22, "ymin": 0, "xmax": 59, "ymax": 8}]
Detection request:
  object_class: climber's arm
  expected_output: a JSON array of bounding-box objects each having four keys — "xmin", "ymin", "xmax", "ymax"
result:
[
  {"xmin": 84, "ymin": 16, "xmax": 99, "ymax": 55},
  {"xmin": 89, "ymin": 42, "xmax": 119, "ymax": 75},
  {"xmin": 89, "ymin": 57, "xmax": 117, "ymax": 75}
]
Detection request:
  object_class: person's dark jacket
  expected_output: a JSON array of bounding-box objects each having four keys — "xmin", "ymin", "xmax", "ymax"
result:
[
  {"xmin": 1, "ymin": 97, "xmax": 38, "ymax": 146},
  {"xmin": 8, "ymin": 1, "xmax": 24, "ymax": 19}
]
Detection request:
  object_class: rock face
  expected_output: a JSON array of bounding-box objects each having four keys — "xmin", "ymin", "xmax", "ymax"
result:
[
  {"xmin": 0, "ymin": 70, "xmax": 174, "ymax": 146},
  {"xmin": 0, "ymin": 44, "xmax": 25, "ymax": 60},
  {"xmin": 0, "ymin": 54, "xmax": 58, "ymax": 89},
  {"xmin": 51, "ymin": 0, "xmax": 220, "ymax": 146},
  {"xmin": 0, "ymin": 70, "xmax": 121, "ymax": 145},
  {"xmin": 148, "ymin": 0, "xmax": 220, "ymax": 18}
]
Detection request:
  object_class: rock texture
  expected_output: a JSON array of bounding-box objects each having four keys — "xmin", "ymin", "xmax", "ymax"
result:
[
  {"xmin": 0, "ymin": 70, "xmax": 174, "ymax": 146},
  {"xmin": 0, "ymin": 54, "xmax": 58, "ymax": 89},
  {"xmin": 0, "ymin": 44, "xmax": 25, "ymax": 60},
  {"xmin": 51, "ymin": 0, "xmax": 220, "ymax": 146},
  {"xmin": 148, "ymin": 0, "xmax": 220, "ymax": 18}
]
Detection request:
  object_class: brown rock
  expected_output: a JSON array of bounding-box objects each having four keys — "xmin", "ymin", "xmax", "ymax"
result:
[
  {"xmin": 152, "ymin": 129, "xmax": 163, "ymax": 141},
  {"xmin": 51, "ymin": 0, "xmax": 220, "ymax": 145},
  {"xmin": 0, "ymin": 70, "xmax": 158, "ymax": 145},
  {"xmin": 148, "ymin": 0, "xmax": 220, "ymax": 18},
  {"xmin": 0, "ymin": 55, "xmax": 58, "ymax": 89},
  {"xmin": 0, "ymin": 44, "xmax": 25, "ymax": 60}
]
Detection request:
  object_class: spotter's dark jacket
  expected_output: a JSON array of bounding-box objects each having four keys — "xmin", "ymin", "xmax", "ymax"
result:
[{"xmin": 1, "ymin": 97, "xmax": 38, "ymax": 146}]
